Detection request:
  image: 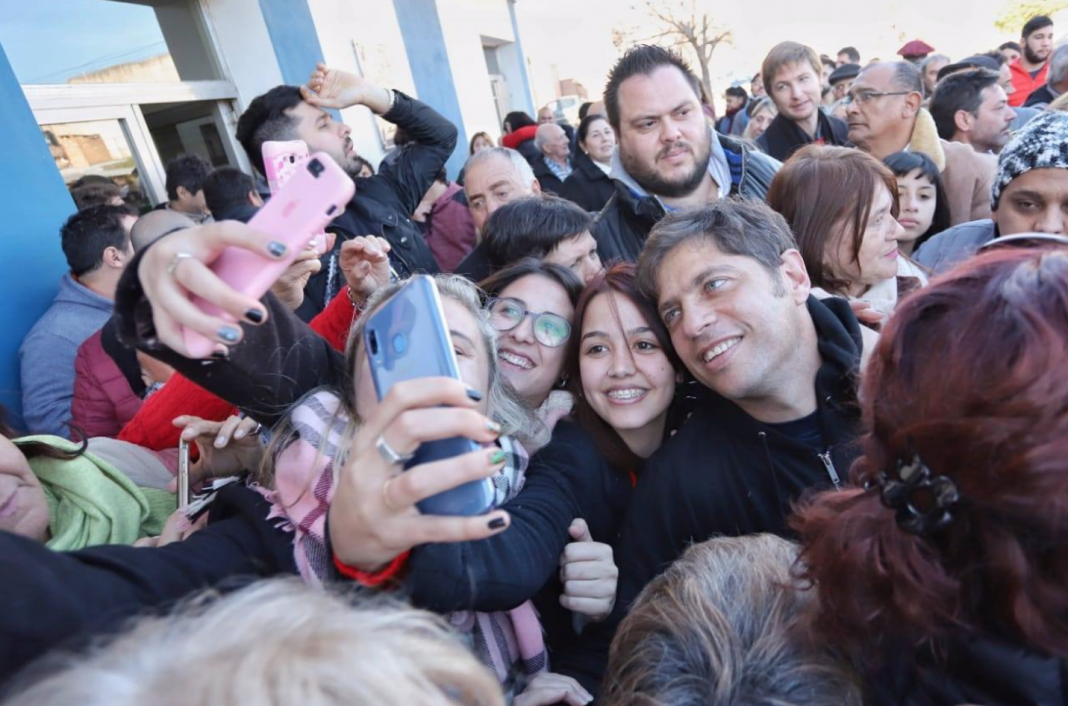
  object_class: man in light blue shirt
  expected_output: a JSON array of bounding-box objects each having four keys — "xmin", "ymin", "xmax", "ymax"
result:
[{"xmin": 19, "ymin": 204, "xmax": 137, "ymax": 437}]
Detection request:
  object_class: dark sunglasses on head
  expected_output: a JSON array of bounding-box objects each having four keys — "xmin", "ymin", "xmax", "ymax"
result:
[{"xmin": 486, "ymin": 297, "xmax": 571, "ymax": 348}]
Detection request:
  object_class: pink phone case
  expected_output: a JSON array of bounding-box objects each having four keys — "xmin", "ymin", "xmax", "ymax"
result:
[
  {"xmin": 262, "ymin": 140, "xmax": 310, "ymax": 194},
  {"xmin": 182, "ymin": 152, "xmax": 355, "ymax": 358},
  {"xmin": 262, "ymin": 140, "xmax": 330, "ymax": 255}
]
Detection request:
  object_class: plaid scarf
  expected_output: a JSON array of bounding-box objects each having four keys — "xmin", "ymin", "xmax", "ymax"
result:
[{"xmin": 264, "ymin": 391, "xmax": 548, "ymax": 692}]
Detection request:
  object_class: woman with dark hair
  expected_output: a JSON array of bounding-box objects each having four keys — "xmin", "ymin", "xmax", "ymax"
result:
[
  {"xmin": 480, "ymin": 259, "xmax": 583, "ymax": 428},
  {"xmin": 500, "ymin": 112, "xmax": 540, "ymax": 164},
  {"xmin": 883, "ymin": 151, "xmax": 951, "ymax": 255},
  {"xmin": 565, "ymin": 263, "xmax": 686, "ymax": 473},
  {"xmin": 561, "ymin": 115, "xmax": 617, "ymax": 212},
  {"xmin": 793, "ymin": 247, "xmax": 1068, "ymax": 705},
  {"xmin": 767, "ymin": 145, "xmax": 927, "ymax": 322}
]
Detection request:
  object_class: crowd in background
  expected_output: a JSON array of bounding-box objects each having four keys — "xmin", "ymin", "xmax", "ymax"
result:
[{"xmin": 5, "ymin": 11, "xmax": 1068, "ymax": 706}]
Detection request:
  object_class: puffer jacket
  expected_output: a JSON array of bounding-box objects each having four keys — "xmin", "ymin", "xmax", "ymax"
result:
[{"xmin": 70, "ymin": 328, "xmax": 143, "ymax": 441}]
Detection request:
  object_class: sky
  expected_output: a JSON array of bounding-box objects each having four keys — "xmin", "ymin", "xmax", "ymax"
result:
[{"xmin": 516, "ymin": 0, "xmax": 1057, "ymax": 106}]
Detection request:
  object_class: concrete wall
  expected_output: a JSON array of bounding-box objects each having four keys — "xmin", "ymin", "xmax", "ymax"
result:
[{"xmin": 0, "ymin": 43, "xmax": 75, "ymax": 431}]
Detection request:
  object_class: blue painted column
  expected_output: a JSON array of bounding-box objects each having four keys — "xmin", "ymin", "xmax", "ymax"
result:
[
  {"xmin": 507, "ymin": 0, "xmax": 536, "ymax": 116},
  {"xmin": 392, "ymin": 0, "xmax": 468, "ymax": 178},
  {"xmin": 257, "ymin": 0, "xmax": 326, "ymax": 88},
  {"xmin": 0, "ymin": 43, "xmax": 75, "ymax": 431}
]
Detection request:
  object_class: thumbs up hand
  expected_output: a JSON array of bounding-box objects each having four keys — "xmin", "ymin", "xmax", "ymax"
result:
[{"xmin": 558, "ymin": 518, "xmax": 618, "ymax": 622}]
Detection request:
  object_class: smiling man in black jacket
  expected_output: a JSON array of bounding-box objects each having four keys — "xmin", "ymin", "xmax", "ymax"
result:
[
  {"xmin": 236, "ymin": 65, "xmax": 452, "ymax": 319},
  {"xmin": 566, "ymin": 198, "xmax": 866, "ymax": 693}
]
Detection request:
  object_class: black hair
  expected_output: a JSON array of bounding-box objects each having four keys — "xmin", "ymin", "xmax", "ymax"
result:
[
  {"xmin": 503, "ymin": 111, "xmax": 536, "ymax": 133},
  {"xmin": 837, "ymin": 46, "xmax": 861, "ymax": 63},
  {"xmin": 482, "ymin": 195, "xmax": 594, "ymax": 271},
  {"xmin": 604, "ymin": 45, "xmax": 699, "ymax": 131},
  {"xmin": 479, "ymin": 257, "xmax": 584, "ymax": 307},
  {"xmin": 432, "ymin": 167, "xmax": 448, "ymax": 184},
  {"xmin": 164, "ymin": 154, "xmax": 211, "ymax": 202},
  {"xmin": 235, "ymin": 85, "xmax": 304, "ymax": 176},
  {"xmin": 60, "ymin": 203, "xmax": 134, "ymax": 277},
  {"xmin": 929, "ymin": 68, "xmax": 1001, "ymax": 140},
  {"xmin": 999, "ymin": 40, "xmax": 1022, "ymax": 53},
  {"xmin": 884, "ymin": 151, "xmax": 952, "ymax": 251},
  {"xmin": 578, "ymin": 101, "xmax": 593, "ymax": 121},
  {"xmin": 0, "ymin": 405, "xmax": 86, "ymax": 460},
  {"xmin": 354, "ymin": 156, "xmax": 376, "ymax": 176},
  {"xmin": 725, "ymin": 86, "xmax": 748, "ymax": 101},
  {"xmin": 577, "ymin": 113, "xmax": 610, "ymax": 145},
  {"xmin": 70, "ymin": 181, "xmax": 121, "ymax": 211},
  {"xmin": 202, "ymin": 167, "xmax": 255, "ymax": 217},
  {"xmin": 1023, "ymin": 15, "xmax": 1054, "ymax": 39}
]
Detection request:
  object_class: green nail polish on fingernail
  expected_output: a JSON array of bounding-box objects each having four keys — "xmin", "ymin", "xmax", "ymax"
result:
[
  {"xmin": 487, "ymin": 420, "xmax": 502, "ymax": 434},
  {"xmin": 489, "ymin": 449, "xmax": 507, "ymax": 465}
]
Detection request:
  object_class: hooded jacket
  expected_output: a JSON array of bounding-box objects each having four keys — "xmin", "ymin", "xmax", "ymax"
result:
[
  {"xmin": 756, "ymin": 110, "xmax": 851, "ymax": 162},
  {"xmin": 298, "ymin": 90, "xmax": 451, "ymax": 318},
  {"xmin": 561, "ymin": 295, "xmax": 864, "ymax": 694},
  {"xmin": 560, "ymin": 150, "xmax": 616, "ymax": 213},
  {"xmin": 591, "ymin": 130, "xmax": 781, "ymax": 264}
]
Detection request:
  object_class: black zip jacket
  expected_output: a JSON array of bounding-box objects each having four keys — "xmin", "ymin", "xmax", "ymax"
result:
[
  {"xmin": 298, "ymin": 90, "xmax": 452, "ymax": 319},
  {"xmin": 755, "ymin": 110, "xmax": 851, "ymax": 162},
  {"xmin": 560, "ymin": 151, "xmax": 616, "ymax": 213},
  {"xmin": 530, "ymin": 154, "xmax": 566, "ymax": 196},
  {"xmin": 564, "ymin": 295, "xmax": 864, "ymax": 694},
  {"xmin": 0, "ymin": 485, "xmax": 295, "ymax": 686},
  {"xmin": 591, "ymin": 132, "xmax": 780, "ymax": 264}
]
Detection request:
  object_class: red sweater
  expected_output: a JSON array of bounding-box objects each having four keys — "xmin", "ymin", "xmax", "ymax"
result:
[{"xmin": 118, "ymin": 289, "xmax": 358, "ymax": 451}]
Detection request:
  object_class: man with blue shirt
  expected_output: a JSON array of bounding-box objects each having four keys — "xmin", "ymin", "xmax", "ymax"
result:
[{"xmin": 19, "ymin": 204, "xmax": 137, "ymax": 437}]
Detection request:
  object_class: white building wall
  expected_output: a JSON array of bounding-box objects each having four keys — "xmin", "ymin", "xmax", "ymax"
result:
[{"xmin": 199, "ymin": 0, "xmax": 285, "ymax": 112}]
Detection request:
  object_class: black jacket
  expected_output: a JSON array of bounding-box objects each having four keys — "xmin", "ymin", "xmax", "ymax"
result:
[
  {"xmin": 756, "ymin": 111, "xmax": 851, "ymax": 162},
  {"xmin": 453, "ymin": 240, "xmax": 493, "ymax": 284},
  {"xmin": 1023, "ymin": 83, "xmax": 1057, "ymax": 107},
  {"xmin": 873, "ymin": 633, "xmax": 1068, "ymax": 706},
  {"xmin": 530, "ymin": 154, "xmax": 566, "ymax": 195},
  {"xmin": 591, "ymin": 133, "xmax": 780, "ymax": 264},
  {"xmin": 298, "ymin": 91, "xmax": 453, "ymax": 319},
  {"xmin": 0, "ymin": 485, "xmax": 295, "ymax": 685},
  {"xmin": 570, "ymin": 295, "xmax": 864, "ymax": 692},
  {"xmin": 560, "ymin": 151, "xmax": 616, "ymax": 213}
]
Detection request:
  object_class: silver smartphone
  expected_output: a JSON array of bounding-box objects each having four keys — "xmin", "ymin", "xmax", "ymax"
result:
[{"xmin": 177, "ymin": 438, "xmax": 190, "ymax": 508}]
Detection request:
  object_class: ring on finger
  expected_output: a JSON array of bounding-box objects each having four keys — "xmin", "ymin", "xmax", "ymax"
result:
[
  {"xmin": 375, "ymin": 434, "xmax": 413, "ymax": 466},
  {"xmin": 167, "ymin": 252, "xmax": 196, "ymax": 277}
]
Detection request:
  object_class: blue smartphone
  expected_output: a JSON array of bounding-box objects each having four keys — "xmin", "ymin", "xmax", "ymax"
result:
[{"xmin": 363, "ymin": 275, "xmax": 495, "ymax": 516}]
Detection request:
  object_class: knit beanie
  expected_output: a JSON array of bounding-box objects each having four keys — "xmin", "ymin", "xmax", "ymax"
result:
[{"xmin": 993, "ymin": 111, "xmax": 1068, "ymax": 210}]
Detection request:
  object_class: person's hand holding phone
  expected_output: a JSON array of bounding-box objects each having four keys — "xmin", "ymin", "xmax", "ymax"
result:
[
  {"xmin": 169, "ymin": 414, "xmax": 264, "ymax": 491},
  {"xmin": 340, "ymin": 236, "xmax": 392, "ymax": 304},
  {"xmin": 301, "ymin": 62, "xmax": 392, "ymax": 114},
  {"xmin": 328, "ymin": 377, "xmax": 511, "ymax": 572},
  {"xmin": 137, "ymin": 221, "xmax": 287, "ymax": 357}
]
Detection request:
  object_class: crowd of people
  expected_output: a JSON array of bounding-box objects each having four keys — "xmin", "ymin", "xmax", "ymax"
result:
[{"xmin": 5, "ymin": 11, "xmax": 1068, "ymax": 706}]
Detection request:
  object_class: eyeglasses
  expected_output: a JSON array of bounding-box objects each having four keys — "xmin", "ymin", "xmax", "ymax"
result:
[
  {"xmin": 486, "ymin": 297, "xmax": 572, "ymax": 348},
  {"xmin": 844, "ymin": 90, "xmax": 912, "ymax": 105}
]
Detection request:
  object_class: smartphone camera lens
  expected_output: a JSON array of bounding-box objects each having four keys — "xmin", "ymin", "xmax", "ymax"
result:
[
  {"xmin": 288, "ymin": 155, "xmax": 295, "ymax": 163},
  {"xmin": 367, "ymin": 330, "xmax": 379, "ymax": 356},
  {"xmin": 308, "ymin": 158, "xmax": 325, "ymax": 177}
]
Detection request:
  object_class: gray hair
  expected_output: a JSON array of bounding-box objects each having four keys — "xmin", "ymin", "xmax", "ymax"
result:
[
  {"xmin": 602, "ymin": 535, "xmax": 864, "ymax": 706},
  {"xmin": 920, "ymin": 53, "xmax": 950, "ymax": 73},
  {"xmin": 464, "ymin": 147, "xmax": 536, "ymax": 189},
  {"xmin": 636, "ymin": 199, "xmax": 797, "ymax": 302},
  {"xmin": 1048, "ymin": 42, "xmax": 1068, "ymax": 87},
  {"xmin": 533, "ymin": 123, "xmax": 562, "ymax": 153},
  {"xmin": 861, "ymin": 61, "xmax": 923, "ymax": 93},
  {"xmin": 5, "ymin": 579, "xmax": 504, "ymax": 706}
]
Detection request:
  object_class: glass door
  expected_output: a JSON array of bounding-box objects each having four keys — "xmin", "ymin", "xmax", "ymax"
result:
[{"xmin": 34, "ymin": 104, "xmax": 167, "ymax": 210}]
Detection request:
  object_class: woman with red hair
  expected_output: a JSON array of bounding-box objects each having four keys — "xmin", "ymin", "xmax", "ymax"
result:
[{"xmin": 793, "ymin": 247, "xmax": 1068, "ymax": 705}]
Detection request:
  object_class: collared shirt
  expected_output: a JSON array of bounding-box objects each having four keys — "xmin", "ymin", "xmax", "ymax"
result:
[{"xmin": 544, "ymin": 157, "xmax": 573, "ymax": 182}]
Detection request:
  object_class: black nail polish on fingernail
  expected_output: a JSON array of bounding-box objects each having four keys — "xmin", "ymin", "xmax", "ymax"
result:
[
  {"xmin": 488, "ymin": 517, "xmax": 506, "ymax": 530},
  {"xmin": 245, "ymin": 308, "xmax": 265, "ymax": 324},
  {"xmin": 217, "ymin": 326, "xmax": 240, "ymax": 344},
  {"xmin": 267, "ymin": 241, "xmax": 287, "ymax": 257},
  {"xmin": 465, "ymin": 388, "xmax": 483, "ymax": 402}
]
